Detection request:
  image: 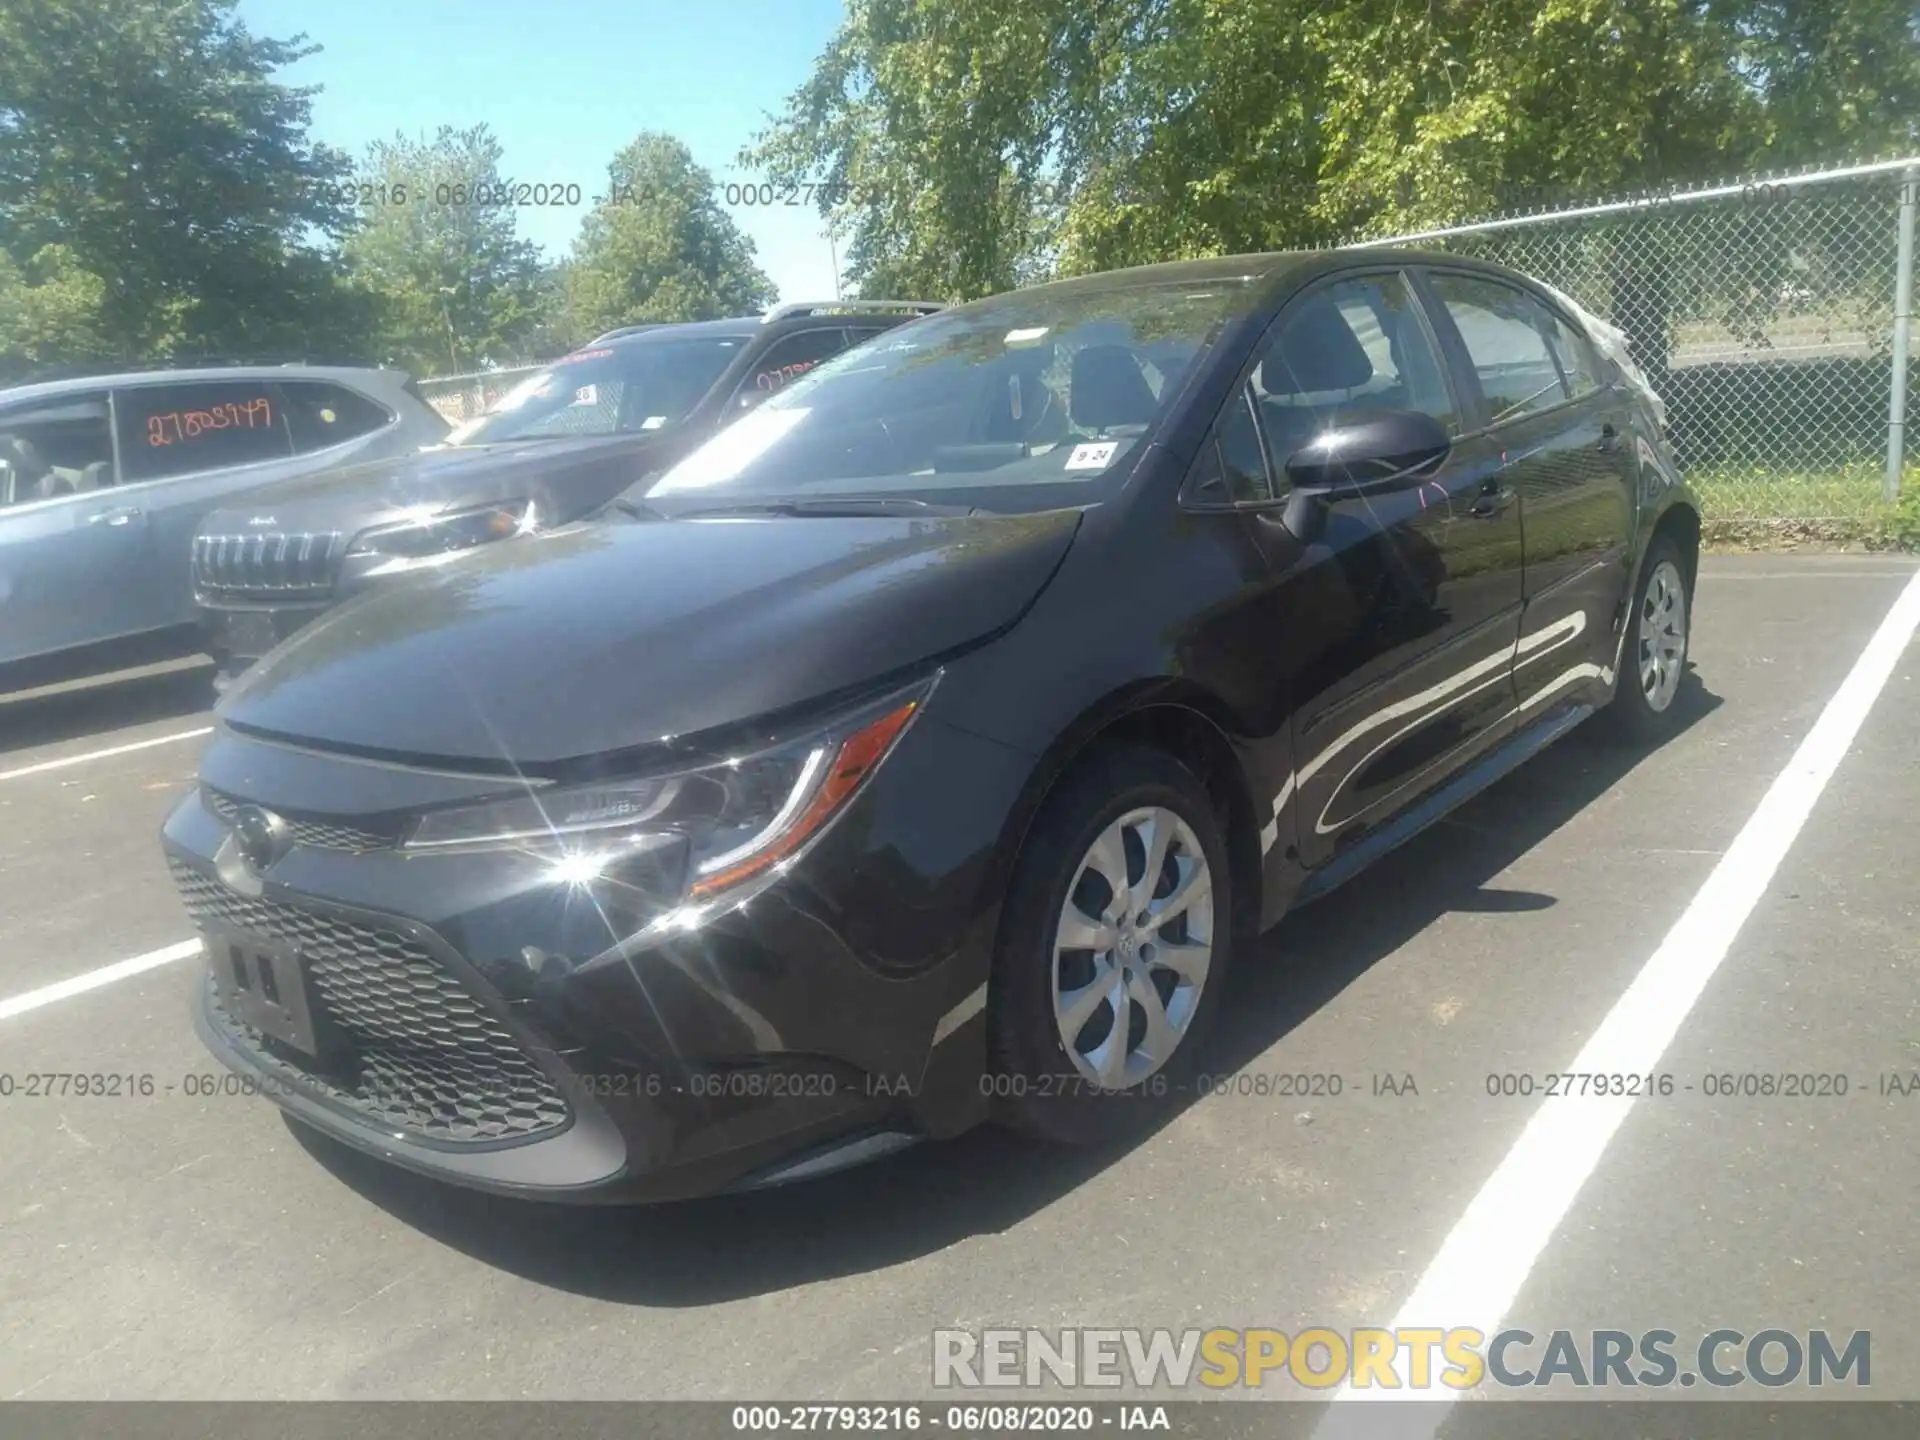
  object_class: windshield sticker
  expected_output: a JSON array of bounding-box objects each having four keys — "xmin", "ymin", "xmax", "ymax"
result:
[
  {"xmin": 640, "ymin": 415, "xmax": 667, "ymax": 430},
  {"xmin": 571, "ymin": 384, "xmax": 598, "ymax": 406},
  {"xmin": 1006, "ymin": 326, "xmax": 1049, "ymax": 344},
  {"xmin": 1065, "ymin": 441, "xmax": 1119, "ymax": 470}
]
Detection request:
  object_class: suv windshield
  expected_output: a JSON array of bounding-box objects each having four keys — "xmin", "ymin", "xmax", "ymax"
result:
[
  {"xmin": 447, "ymin": 338, "xmax": 746, "ymax": 445},
  {"xmin": 644, "ymin": 280, "xmax": 1253, "ymax": 512}
]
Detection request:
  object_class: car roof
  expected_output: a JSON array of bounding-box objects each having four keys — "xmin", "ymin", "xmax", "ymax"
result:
[
  {"xmin": 924, "ymin": 248, "xmax": 1579, "ymax": 327},
  {"xmin": 0, "ymin": 364, "xmax": 411, "ymax": 408},
  {"xmin": 596, "ymin": 308, "xmax": 933, "ymax": 352},
  {"xmin": 601, "ymin": 316, "xmax": 766, "ymax": 346},
  {"xmin": 921, "ymin": 252, "xmax": 1311, "ymax": 323}
]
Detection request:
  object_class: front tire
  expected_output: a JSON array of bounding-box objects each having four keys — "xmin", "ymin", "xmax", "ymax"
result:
[
  {"xmin": 987, "ymin": 744, "xmax": 1233, "ymax": 1145},
  {"xmin": 1606, "ymin": 535, "xmax": 1691, "ymax": 742}
]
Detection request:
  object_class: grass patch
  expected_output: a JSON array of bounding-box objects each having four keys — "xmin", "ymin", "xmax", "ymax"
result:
[
  {"xmin": 1685, "ymin": 462, "xmax": 1920, "ymax": 551},
  {"xmin": 1688, "ymin": 463, "xmax": 1892, "ymax": 522}
]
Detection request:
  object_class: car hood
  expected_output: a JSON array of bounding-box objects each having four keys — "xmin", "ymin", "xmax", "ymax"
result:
[
  {"xmin": 217, "ymin": 508, "xmax": 1084, "ymax": 766},
  {"xmin": 196, "ymin": 433, "xmax": 672, "ymax": 535}
]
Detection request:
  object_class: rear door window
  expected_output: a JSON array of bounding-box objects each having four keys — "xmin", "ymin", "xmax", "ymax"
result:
[
  {"xmin": 741, "ymin": 329, "xmax": 853, "ymax": 399},
  {"xmin": 278, "ymin": 381, "xmax": 394, "ymax": 453},
  {"xmin": 1425, "ymin": 273, "xmax": 1571, "ymax": 426},
  {"xmin": 0, "ymin": 393, "xmax": 116, "ymax": 505},
  {"xmin": 114, "ymin": 382, "xmax": 293, "ymax": 482},
  {"xmin": 1538, "ymin": 310, "xmax": 1605, "ymax": 399}
]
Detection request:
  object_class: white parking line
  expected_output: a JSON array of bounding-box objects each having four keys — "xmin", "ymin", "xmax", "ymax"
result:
[
  {"xmin": 1322, "ymin": 565, "xmax": 1920, "ymax": 1430},
  {"xmin": 0, "ymin": 940, "xmax": 202, "ymax": 1022},
  {"xmin": 0, "ymin": 728, "xmax": 212, "ymax": 783}
]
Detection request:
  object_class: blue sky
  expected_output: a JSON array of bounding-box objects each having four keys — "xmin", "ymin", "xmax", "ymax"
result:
[{"xmin": 236, "ymin": 0, "xmax": 848, "ymax": 302}]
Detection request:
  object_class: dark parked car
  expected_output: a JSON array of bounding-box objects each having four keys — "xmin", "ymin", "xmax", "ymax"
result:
[
  {"xmin": 0, "ymin": 364, "xmax": 446, "ymax": 689},
  {"xmin": 190, "ymin": 302, "xmax": 940, "ymax": 683},
  {"xmin": 163, "ymin": 250, "xmax": 1698, "ymax": 1203}
]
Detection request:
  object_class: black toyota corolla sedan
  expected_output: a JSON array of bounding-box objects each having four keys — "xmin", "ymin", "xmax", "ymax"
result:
[{"xmin": 162, "ymin": 249, "xmax": 1699, "ymax": 1203}]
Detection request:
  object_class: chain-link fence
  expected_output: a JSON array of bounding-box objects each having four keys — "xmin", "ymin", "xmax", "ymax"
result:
[
  {"xmin": 414, "ymin": 159, "xmax": 1919, "ymax": 533},
  {"xmin": 1357, "ymin": 156, "xmax": 1920, "ymax": 531},
  {"xmin": 414, "ymin": 364, "xmax": 545, "ymax": 426}
]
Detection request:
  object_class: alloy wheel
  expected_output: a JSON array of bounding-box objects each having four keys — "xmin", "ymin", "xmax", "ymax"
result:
[
  {"xmin": 1638, "ymin": 558, "xmax": 1688, "ymax": 713},
  {"xmin": 1050, "ymin": 806, "xmax": 1214, "ymax": 1090}
]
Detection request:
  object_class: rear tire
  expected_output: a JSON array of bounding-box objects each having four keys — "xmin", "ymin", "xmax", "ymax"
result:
[
  {"xmin": 986, "ymin": 743, "xmax": 1232, "ymax": 1145},
  {"xmin": 1605, "ymin": 535, "xmax": 1691, "ymax": 743}
]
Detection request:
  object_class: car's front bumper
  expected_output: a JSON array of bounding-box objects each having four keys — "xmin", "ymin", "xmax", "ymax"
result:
[
  {"xmin": 160, "ymin": 717, "xmax": 1030, "ymax": 1203},
  {"xmin": 199, "ymin": 600, "xmax": 330, "ymax": 675},
  {"xmin": 194, "ymin": 550, "xmax": 463, "ymax": 673}
]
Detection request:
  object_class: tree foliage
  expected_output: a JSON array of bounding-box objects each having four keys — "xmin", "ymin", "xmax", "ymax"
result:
[
  {"xmin": 0, "ymin": 246, "xmax": 115, "ymax": 377},
  {"xmin": 0, "ymin": 0, "xmax": 360, "ymax": 366},
  {"xmin": 564, "ymin": 133, "xmax": 777, "ymax": 339},
  {"xmin": 8, "ymin": 0, "xmax": 1916, "ymax": 382},
  {"xmin": 746, "ymin": 0, "xmax": 1920, "ymax": 300},
  {"xmin": 0, "ymin": 5, "xmax": 779, "ymax": 382},
  {"xmin": 339, "ymin": 125, "xmax": 550, "ymax": 374}
]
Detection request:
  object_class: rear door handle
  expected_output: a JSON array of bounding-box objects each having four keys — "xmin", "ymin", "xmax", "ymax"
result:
[{"xmin": 87, "ymin": 506, "xmax": 142, "ymax": 527}]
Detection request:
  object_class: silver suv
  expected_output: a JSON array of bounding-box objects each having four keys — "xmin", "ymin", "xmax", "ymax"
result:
[{"xmin": 0, "ymin": 364, "xmax": 448, "ymax": 688}]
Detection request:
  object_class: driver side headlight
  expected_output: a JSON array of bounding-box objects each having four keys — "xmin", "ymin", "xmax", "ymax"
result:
[
  {"xmin": 402, "ymin": 677, "xmax": 934, "ymax": 905},
  {"xmin": 348, "ymin": 499, "xmax": 539, "ymax": 559}
]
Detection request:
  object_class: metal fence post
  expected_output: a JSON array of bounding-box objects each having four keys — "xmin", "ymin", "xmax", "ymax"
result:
[{"xmin": 1886, "ymin": 166, "xmax": 1917, "ymax": 503}]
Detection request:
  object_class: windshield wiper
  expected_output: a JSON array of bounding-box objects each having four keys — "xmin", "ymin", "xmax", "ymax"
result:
[{"xmin": 669, "ymin": 497, "xmax": 981, "ymax": 519}]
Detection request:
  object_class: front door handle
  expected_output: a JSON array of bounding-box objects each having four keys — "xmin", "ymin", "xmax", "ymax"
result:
[
  {"xmin": 87, "ymin": 506, "xmax": 142, "ymax": 527},
  {"xmin": 1598, "ymin": 422, "xmax": 1621, "ymax": 453}
]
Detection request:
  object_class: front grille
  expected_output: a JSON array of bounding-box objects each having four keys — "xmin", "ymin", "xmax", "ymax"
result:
[
  {"xmin": 170, "ymin": 859, "xmax": 571, "ymax": 1143},
  {"xmin": 193, "ymin": 530, "xmax": 343, "ymax": 598},
  {"xmin": 202, "ymin": 788, "xmax": 395, "ymax": 854}
]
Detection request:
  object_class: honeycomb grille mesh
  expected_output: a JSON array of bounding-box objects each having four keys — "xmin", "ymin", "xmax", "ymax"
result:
[
  {"xmin": 202, "ymin": 789, "xmax": 395, "ymax": 854},
  {"xmin": 170, "ymin": 860, "xmax": 569, "ymax": 1143}
]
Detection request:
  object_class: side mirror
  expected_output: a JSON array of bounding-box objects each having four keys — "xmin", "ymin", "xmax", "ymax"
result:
[{"xmin": 1283, "ymin": 410, "xmax": 1452, "ymax": 499}]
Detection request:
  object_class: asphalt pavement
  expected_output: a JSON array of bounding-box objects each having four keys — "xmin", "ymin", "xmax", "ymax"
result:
[{"xmin": 0, "ymin": 553, "xmax": 1916, "ymax": 1413}]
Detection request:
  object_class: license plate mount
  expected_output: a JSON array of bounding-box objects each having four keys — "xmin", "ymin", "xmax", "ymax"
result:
[
  {"xmin": 217, "ymin": 610, "xmax": 279, "ymax": 661},
  {"xmin": 209, "ymin": 934, "xmax": 326, "ymax": 1057}
]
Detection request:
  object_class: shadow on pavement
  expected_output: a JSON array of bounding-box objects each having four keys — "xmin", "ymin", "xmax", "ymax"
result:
[
  {"xmin": 295, "ymin": 675, "xmax": 1724, "ymax": 1306},
  {"xmin": 0, "ymin": 659, "xmax": 214, "ymax": 759}
]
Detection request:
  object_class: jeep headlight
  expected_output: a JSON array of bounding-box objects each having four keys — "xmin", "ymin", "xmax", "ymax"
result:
[{"xmin": 348, "ymin": 500, "xmax": 539, "ymax": 560}]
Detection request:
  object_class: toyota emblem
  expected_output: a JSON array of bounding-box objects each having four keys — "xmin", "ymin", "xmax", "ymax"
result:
[{"xmin": 230, "ymin": 805, "xmax": 291, "ymax": 873}]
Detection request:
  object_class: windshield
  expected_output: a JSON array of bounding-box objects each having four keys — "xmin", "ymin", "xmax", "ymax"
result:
[
  {"xmin": 644, "ymin": 280, "xmax": 1251, "ymax": 512},
  {"xmin": 446, "ymin": 338, "xmax": 745, "ymax": 445}
]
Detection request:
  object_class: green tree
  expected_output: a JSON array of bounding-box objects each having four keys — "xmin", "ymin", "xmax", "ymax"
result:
[
  {"xmin": 565, "ymin": 133, "xmax": 777, "ymax": 336},
  {"xmin": 0, "ymin": 246, "xmax": 115, "ymax": 381},
  {"xmin": 0, "ymin": 0, "xmax": 360, "ymax": 359},
  {"xmin": 339, "ymin": 125, "xmax": 550, "ymax": 374},
  {"xmin": 747, "ymin": 0, "xmax": 1920, "ymax": 299},
  {"xmin": 743, "ymin": 0, "xmax": 1075, "ymax": 301},
  {"xmin": 1726, "ymin": 0, "xmax": 1920, "ymax": 164},
  {"xmin": 519, "ymin": 261, "xmax": 582, "ymax": 359}
]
